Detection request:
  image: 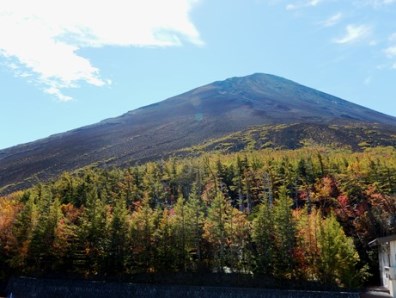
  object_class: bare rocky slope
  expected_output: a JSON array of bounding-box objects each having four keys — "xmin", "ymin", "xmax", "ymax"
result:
[{"xmin": 1, "ymin": 73, "xmax": 396, "ymax": 194}]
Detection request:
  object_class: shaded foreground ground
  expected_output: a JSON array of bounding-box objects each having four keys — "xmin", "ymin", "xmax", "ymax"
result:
[
  {"xmin": 4, "ymin": 276, "xmax": 392, "ymax": 297},
  {"xmin": 360, "ymin": 286, "xmax": 392, "ymax": 298},
  {"xmin": 4, "ymin": 277, "xmax": 361, "ymax": 298}
]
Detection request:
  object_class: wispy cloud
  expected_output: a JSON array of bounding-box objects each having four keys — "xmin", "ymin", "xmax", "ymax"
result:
[
  {"xmin": 373, "ymin": 0, "xmax": 396, "ymax": 5},
  {"xmin": 359, "ymin": 0, "xmax": 396, "ymax": 7},
  {"xmin": 384, "ymin": 46, "xmax": 396, "ymax": 57},
  {"xmin": 309, "ymin": 0, "xmax": 321, "ymax": 6},
  {"xmin": 321, "ymin": 12, "xmax": 343, "ymax": 27},
  {"xmin": 0, "ymin": 0, "xmax": 202, "ymax": 101},
  {"xmin": 383, "ymin": 32, "xmax": 396, "ymax": 69},
  {"xmin": 286, "ymin": 0, "xmax": 321, "ymax": 10},
  {"xmin": 364, "ymin": 76, "xmax": 372, "ymax": 85},
  {"xmin": 389, "ymin": 33, "xmax": 396, "ymax": 42},
  {"xmin": 333, "ymin": 24, "xmax": 372, "ymax": 44}
]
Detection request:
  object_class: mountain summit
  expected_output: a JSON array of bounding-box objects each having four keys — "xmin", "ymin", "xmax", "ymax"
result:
[{"xmin": 1, "ymin": 73, "xmax": 396, "ymax": 193}]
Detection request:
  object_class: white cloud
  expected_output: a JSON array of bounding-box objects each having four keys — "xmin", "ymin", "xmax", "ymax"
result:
[
  {"xmin": 384, "ymin": 46, "xmax": 396, "ymax": 57},
  {"xmin": 45, "ymin": 87, "xmax": 73, "ymax": 102},
  {"xmin": 286, "ymin": 3, "xmax": 298, "ymax": 10},
  {"xmin": 0, "ymin": 0, "xmax": 202, "ymax": 101},
  {"xmin": 333, "ymin": 24, "xmax": 372, "ymax": 44},
  {"xmin": 321, "ymin": 12, "xmax": 342, "ymax": 27},
  {"xmin": 376, "ymin": 0, "xmax": 396, "ymax": 4},
  {"xmin": 389, "ymin": 33, "xmax": 396, "ymax": 42},
  {"xmin": 286, "ymin": 0, "xmax": 321, "ymax": 10},
  {"xmin": 309, "ymin": 0, "xmax": 321, "ymax": 6},
  {"xmin": 361, "ymin": 0, "xmax": 396, "ymax": 7}
]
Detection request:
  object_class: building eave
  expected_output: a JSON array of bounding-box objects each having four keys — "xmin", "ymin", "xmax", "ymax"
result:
[{"xmin": 369, "ymin": 234, "xmax": 396, "ymax": 247}]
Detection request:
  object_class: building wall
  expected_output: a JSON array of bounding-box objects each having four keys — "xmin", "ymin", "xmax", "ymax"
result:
[
  {"xmin": 382, "ymin": 240, "xmax": 396, "ymax": 298},
  {"xmin": 379, "ymin": 243, "xmax": 391, "ymax": 288},
  {"xmin": 391, "ymin": 240, "xmax": 396, "ymax": 267},
  {"xmin": 390, "ymin": 240, "xmax": 396, "ymax": 297}
]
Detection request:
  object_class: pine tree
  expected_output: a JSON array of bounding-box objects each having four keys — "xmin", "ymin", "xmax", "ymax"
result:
[
  {"xmin": 172, "ymin": 195, "xmax": 188, "ymax": 271},
  {"xmin": 11, "ymin": 192, "xmax": 38, "ymax": 271},
  {"xmin": 225, "ymin": 205, "xmax": 251, "ymax": 272},
  {"xmin": 317, "ymin": 212, "xmax": 368, "ymax": 288},
  {"xmin": 0, "ymin": 195, "xmax": 22, "ymax": 279},
  {"xmin": 294, "ymin": 207, "xmax": 320, "ymax": 280},
  {"xmin": 273, "ymin": 186, "xmax": 297, "ymax": 278},
  {"xmin": 252, "ymin": 199, "xmax": 275, "ymax": 275},
  {"xmin": 203, "ymin": 191, "xmax": 229, "ymax": 272},
  {"xmin": 129, "ymin": 195, "xmax": 159, "ymax": 272},
  {"xmin": 154, "ymin": 208, "xmax": 177, "ymax": 271},
  {"xmin": 76, "ymin": 186, "xmax": 108, "ymax": 275},
  {"xmin": 184, "ymin": 184, "xmax": 205, "ymax": 271},
  {"xmin": 106, "ymin": 196, "xmax": 129, "ymax": 275}
]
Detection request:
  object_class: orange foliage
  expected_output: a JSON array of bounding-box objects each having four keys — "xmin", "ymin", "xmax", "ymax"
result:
[{"xmin": 0, "ymin": 195, "xmax": 22, "ymax": 254}]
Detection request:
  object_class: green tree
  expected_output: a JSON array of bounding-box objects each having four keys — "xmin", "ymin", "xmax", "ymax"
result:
[
  {"xmin": 106, "ymin": 196, "xmax": 130, "ymax": 275},
  {"xmin": 317, "ymin": 212, "xmax": 368, "ymax": 288},
  {"xmin": 273, "ymin": 186, "xmax": 296, "ymax": 278},
  {"xmin": 184, "ymin": 185, "xmax": 205, "ymax": 271},
  {"xmin": 76, "ymin": 186, "xmax": 108, "ymax": 275},
  {"xmin": 129, "ymin": 195, "xmax": 159, "ymax": 272},
  {"xmin": 252, "ymin": 199, "xmax": 275, "ymax": 275},
  {"xmin": 29, "ymin": 195, "xmax": 63, "ymax": 272},
  {"xmin": 10, "ymin": 193, "xmax": 38, "ymax": 271},
  {"xmin": 203, "ymin": 191, "xmax": 229, "ymax": 272},
  {"xmin": 154, "ymin": 208, "xmax": 177, "ymax": 271}
]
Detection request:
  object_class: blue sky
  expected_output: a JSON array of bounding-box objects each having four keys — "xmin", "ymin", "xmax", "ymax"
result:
[{"xmin": 1, "ymin": 0, "xmax": 396, "ymax": 149}]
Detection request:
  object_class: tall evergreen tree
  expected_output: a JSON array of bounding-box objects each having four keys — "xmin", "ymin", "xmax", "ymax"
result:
[
  {"xmin": 252, "ymin": 199, "xmax": 275, "ymax": 275},
  {"xmin": 317, "ymin": 212, "xmax": 368, "ymax": 288},
  {"xmin": 273, "ymin": 186, "xmax": 297, "ymax": 278},
  {"xmin": 76, "ymin": 186, "xmax": 108, "ymax": 275},
  {"xmin": 203, "ymin": 191, "xmax": 229, "ymax": 272},
  {"xmin": 106, "ymin": 196, "xmax": 129, "ymax": 275},
  {"xmin": 129, "ymin": 195, "xmax": 159, "ymax": 272},
  {"xmin": 184, "ymin": 184, "xmax": 205, "ymax": 271}
]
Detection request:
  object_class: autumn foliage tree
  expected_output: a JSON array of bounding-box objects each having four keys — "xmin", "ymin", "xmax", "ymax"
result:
[{"xmin": 1, "ymin": 146, "xmax": 394, "ymax": 288}]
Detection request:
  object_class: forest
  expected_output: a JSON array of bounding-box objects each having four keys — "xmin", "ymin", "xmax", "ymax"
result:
[{"xmin": 1, "ymin": 146, "xmax": 395, "ymax": 289}]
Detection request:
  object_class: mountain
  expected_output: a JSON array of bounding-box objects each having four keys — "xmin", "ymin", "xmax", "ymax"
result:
[
  {"xmin": 1, "ymin": 73, "xmax": 396, "ymax": 194},
  {"xmin": 175, "ymin": 122, "xmax": 396, "ymax": 155}
]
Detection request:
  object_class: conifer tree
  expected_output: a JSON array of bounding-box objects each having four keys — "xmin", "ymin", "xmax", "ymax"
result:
[
  {"xmin": 273, "ymin": 186, "xmax": 297, "ymax": 278},
  {"xmin": 225, "ymin": 205, "xmax": 251, "ymax": 272},
  {"xmin": 129, "ymin": 195, "xmax": 159, "ymax": 272},
  {"xmin": 317, "ymin": 212, "xmax": 368, "ymax": 288},
  {"xmin": 203, "ymin": 191, "xmax": 229, "ymax": 272},
  {"xmin": 252, "ymin": 198, "xmax": 275, "ymax": 275},
  {"xmin": 184, "ymin": 184, "xmax": 205, "ymax": 270},
  {"xmin": 106, "ymin": 196, "xmax": 129, "ymax": 275},
  {"xmin": 173, "ymin": 195, "xmax": 187, "ymax": 271},
  {"xmin": 153, "ymin": 208, "xmax": 177, "ymax": 271},
  {"xmin": 20, "ymin": 186, "xmax": 56, "ymax": 272},
  {"xmin": 76, "ymin": 186, "xmax": 108, "ymax": 275},
  {"xmin": 11, "ymin": 193, "xmax": 38, "ymax": 271}
]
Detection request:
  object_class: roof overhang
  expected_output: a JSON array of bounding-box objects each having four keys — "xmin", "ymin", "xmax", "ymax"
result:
[{"xmin": 369, "ymin": 234, "xmax": 396, "ymax": 247}]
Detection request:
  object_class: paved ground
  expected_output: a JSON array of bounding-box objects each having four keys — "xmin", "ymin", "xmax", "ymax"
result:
[{"xmin": 360, "ymin": 287, "xmax": 392, "ymax": 298}]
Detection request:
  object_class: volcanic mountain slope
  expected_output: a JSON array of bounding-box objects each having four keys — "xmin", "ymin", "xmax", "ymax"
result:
[
  {"xmin": 176, "ymin": 122, "xmax": 396, "ymax": 155},
  {"xmin": 1, "ymin": 73, "xmax": 396, "ymax": 193}
]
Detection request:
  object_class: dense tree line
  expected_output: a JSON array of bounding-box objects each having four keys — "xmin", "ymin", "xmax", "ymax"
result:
[{"xmin": 1, "ymin": 146, "xmax": 395, "ymax": 288}]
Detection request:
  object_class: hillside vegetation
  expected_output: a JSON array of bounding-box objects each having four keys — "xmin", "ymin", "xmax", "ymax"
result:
[
  {"xmin": 2, "ymin": 73, "xmax": 396, "ymax": 194},
  {"xmin": 1, "ymin": 146, "xmax": 395, "ymax": 289},
  {"xmin": 177, "ymin": 123, "xmax": 396, "ymax": 154}
]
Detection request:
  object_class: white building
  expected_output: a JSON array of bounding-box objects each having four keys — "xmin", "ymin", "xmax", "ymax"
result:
[{"xmin": 369, "ymin": 234, "xmax": 396, "ymax": 298}]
